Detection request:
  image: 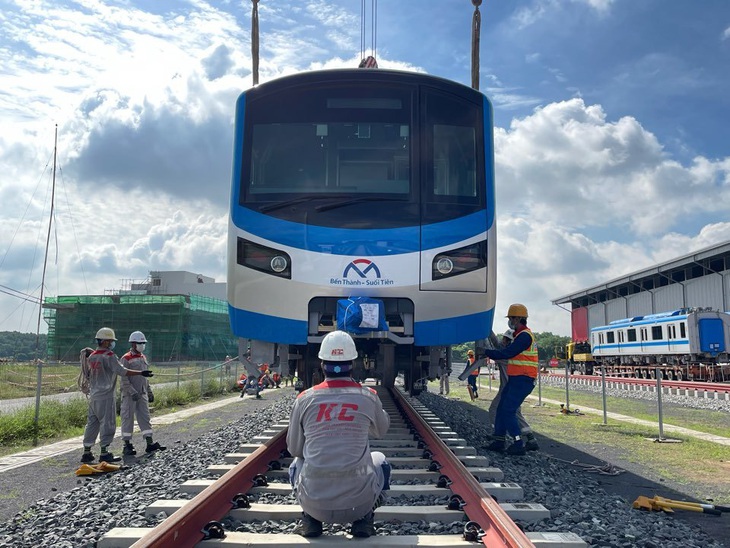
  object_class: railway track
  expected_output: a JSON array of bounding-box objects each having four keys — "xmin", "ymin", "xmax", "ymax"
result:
[
  {"xmin": 542, "ymin": 373, "xmax": 730, "ymax": 400},
  {"xmin": 97, "ymin": 384, "xmax": 586, "ymax": 548}
]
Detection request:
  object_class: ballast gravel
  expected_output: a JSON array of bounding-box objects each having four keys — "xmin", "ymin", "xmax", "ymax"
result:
[
  {"xmin": 421, "ymin": 390, "xmax": 727, "ymax": 548},
  {"xmin": 0, "ymin": 388, "xmax": 725, "ymax": 547}
]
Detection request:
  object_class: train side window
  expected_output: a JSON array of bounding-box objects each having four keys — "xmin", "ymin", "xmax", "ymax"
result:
[
  {"xmin": 680, "ymin": 322, "xmax": 686, "ymax": 338},
  {"xmin": 627, "ymin": 328, "xmax": 637, "ymax": 342},
  {"xmin": 606, "ymin": 331, "xmax": 615, "ymax": 344},
  {"xmin": 433, "ymin": 124, "xmax": 477, "ymax": 198},
  {"xmin": 423, "ymin": 88, "xmax": 483, "ymax": 206},
  {"xmin": 651, "ymin": 326, "xmax": 663, "ymax": 340}
]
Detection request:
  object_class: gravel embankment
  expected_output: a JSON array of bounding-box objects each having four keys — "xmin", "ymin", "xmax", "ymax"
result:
[{"xmin": 0, "ymin": 386, "xmax": 726, "ymax": 548}]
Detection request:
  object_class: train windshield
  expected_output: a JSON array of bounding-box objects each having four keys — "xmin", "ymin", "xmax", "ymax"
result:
[{"xmin": 240, "ymin": 79, "xmax": 485, "ymax": 228}]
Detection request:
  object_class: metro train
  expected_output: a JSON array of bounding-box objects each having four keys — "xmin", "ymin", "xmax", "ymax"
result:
[
  {"xmin": 589, "ymin": 309, "xmax": 730, "ymax": 381},
  {"xmin": 227, "ymin": 68, "xmax": 497, "ymax": 395}
]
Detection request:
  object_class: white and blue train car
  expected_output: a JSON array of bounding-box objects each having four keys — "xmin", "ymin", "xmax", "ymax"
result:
[
  {"xmin": 227, "ymin": 69, "xmax": 497, "ymax": 394},
  {"xmin": 590, "ymin": 309, "xmax": 730, "ymax": 380}
]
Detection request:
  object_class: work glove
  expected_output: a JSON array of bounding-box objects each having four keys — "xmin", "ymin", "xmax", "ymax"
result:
[
  {"xmin": 148, "ymin": 392, "xmax": 154, "ymax": 403},
  {"xmin": 132, "ymin": 393, "xmax": 139, "ymax": 402},
  {"xmin": 141, "ymin": 370, "xmax": 154, "ymax": 377}
]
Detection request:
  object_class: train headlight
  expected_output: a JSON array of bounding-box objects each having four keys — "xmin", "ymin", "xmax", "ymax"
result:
[
  {"xmin": 432, "ymin": 240, "xmax": 487, "ymax": 280},
  {"xmin": 270, "ymin": 255, "xmax": 288, "ymax": 273},
  {"xmin": 435, "ymin": 257, "xmax": 453, "ymax": 276},
  {"xmin": 237, "ymin": 238, "xmax": 291, "ymax": 279}
]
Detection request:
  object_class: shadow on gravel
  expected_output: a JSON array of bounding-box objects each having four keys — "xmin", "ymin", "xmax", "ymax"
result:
[{"xmin": 538, "ymin": 435, "xmax": 730, "ymax": 545}]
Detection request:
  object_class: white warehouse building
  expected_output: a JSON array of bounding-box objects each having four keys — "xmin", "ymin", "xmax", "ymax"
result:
[{"xmin": 552, "ymin": 241, "xmax": 730, "ymax": 340}]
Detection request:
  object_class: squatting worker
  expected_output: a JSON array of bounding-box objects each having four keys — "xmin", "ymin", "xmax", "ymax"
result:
[
  {"xmin": 286, "ymin": 330, "xmax": 391, "ymax": 538},
  {"xmin": 120, "ymin": 331, "xmax": 166, "ymax": 457},
  {"xmin": 482, "ymin": 304, "xmax": 538, "ymax": 456},
  {"xmin": 485, "ymin": 329, "xmax": 538, "ymax": 451},
  {"xmin": 81, "ymin": 327, "xmax": 153, "ymax": 464}
]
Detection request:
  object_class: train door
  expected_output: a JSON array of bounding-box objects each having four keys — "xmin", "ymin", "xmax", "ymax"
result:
[
  {"xmin": 667, "ymin": 322, "xmax": 679, "ymax": 352},
  {"xmin": 698, "ymin": 318, "xmax": 725, "ymax": 356},
  {"xmin": 639, "ymin": 327, "xmax": 649, "ymax": 353}
]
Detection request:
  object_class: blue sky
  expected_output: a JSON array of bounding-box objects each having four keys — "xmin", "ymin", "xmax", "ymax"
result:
[{"xmin": 1, "ymin": 0, "xmax": 729, "ymax": 337}]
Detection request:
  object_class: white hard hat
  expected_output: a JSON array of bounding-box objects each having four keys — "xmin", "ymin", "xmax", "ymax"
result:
[
  {"xmin": 502, "ymin": 329, "xmax": 515, "ymax": 341},
  {"xmin": 318, "ymin": 331, "xmax": 358, "ymax": 361},
  {"xmin": 129, "ymin": 331, "xmax": 147, "ymax": 343},
  {"xmin": 95, "ymin": 327, "xmax": 117, "ymax": 341}
]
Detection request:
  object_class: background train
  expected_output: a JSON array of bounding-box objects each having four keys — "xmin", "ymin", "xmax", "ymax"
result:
[
  {"xmin": 584, "ymin": 308, "xmax": 730, "ymax": 381},
  {"xmin": 227, "ymin": 68, "xmax": 496, "ymax": 395}
]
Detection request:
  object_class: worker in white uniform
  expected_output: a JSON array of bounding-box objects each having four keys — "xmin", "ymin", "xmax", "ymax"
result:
[
  {"xmin": 286, "ymin": 331, "xmax": 391, "ymax": 538},
  {"xmin": 120, "ymin": 331, "xmax": 166, "ymax": 456},
  {"xmin": 80, "ymin": 327, "xmax": 153, "ymax": 463}
]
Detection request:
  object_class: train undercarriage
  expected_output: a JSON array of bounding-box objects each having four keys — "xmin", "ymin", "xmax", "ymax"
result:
[
  {"xmin": 591, "ymin": 358, "xmax": 730, "ymax": 382},
  {"xmin": 239, "ymin": 337, "xmax": 446, "ymax": 397}
]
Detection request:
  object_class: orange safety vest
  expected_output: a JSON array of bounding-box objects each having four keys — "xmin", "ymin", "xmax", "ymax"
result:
[
  {"xmin": 506, "ymin": 327, "xmax": 538, "ymax": 378},
  {"xmin": 467, "ymin": 356, "xmax": 478, "ymax": 377}
]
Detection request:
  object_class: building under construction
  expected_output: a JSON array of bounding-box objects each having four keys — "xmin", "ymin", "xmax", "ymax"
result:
[{"xmin": 43, "ymin": 271, "xmax": 237, "ymax": 363}]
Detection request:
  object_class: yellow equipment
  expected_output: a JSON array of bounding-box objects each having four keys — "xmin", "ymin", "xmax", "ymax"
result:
[{"xmin": 633, "ymin": 495, "xmax": 726, "ymax": 516}]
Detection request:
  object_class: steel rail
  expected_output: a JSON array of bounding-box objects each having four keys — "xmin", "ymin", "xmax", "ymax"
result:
[
  {"xmin": 546, "ymin": 373, "xmax": 730, "ymax": 394},
  {"xmin": 392, "ymin": 386, "xmax": 535, "ymax": 548},
  {"xmin": 130, "ymin": 429, "xmax": 287, "ymax": 547}
]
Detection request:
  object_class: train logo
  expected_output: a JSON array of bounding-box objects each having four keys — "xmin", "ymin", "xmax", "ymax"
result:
[{"xmin": 343, "ymin": 259, "xmax": 381, "ymax": 279}]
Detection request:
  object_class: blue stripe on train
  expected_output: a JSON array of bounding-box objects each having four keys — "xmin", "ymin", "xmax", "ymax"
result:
[
  {"xmin": 594, "ymin": 340, "xmax": 689, "ymax": 352},
  {"xmin": 230, "ymin": 208, "xmax": 488, "ymax": 256},
  {"xmin": 229, "ymin": 305, "xmax": 494, "ymax": 347}
]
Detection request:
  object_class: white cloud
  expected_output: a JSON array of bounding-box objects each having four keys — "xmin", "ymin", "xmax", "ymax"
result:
[
  {"xmin": 490, "ymin": 99, "xmax": 730, "ymax": 335},
  {"xmin": 495, "ymin": 98, "xmax": 730, "ymax": 236}
]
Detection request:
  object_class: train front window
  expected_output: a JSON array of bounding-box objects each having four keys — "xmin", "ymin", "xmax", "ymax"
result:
[
  {"xmin": 249, "ymin": 122, "xmax": 410, "ymax": 197},
  {"xmin": 240, "ymin": 76, "xmax": 487, "ymax": 228}
]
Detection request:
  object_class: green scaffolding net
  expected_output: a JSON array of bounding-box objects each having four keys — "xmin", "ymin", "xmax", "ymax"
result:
[{"xmin": 44, "ymin": 294, "xmax": 237, "ymax": 363}]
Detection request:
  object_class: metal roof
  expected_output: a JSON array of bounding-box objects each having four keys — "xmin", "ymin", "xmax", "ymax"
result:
[{"xmin": 552, "ymin": 240, "xmax": 730, "ymax": 305}]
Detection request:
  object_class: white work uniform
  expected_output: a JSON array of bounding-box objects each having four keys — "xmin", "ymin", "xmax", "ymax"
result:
[
  {"xmin": 287, "ymin": 378, "xmax": 390, "ymax": 523},
  {"xmin": 83, "ymin": 348, "xmax": 128, "ymax": 448},
  {"xmin": 120, "ymin": 350, "xmax": 153, "ymax": 440}
]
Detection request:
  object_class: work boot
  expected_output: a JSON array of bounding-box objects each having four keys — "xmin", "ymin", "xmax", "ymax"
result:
[
  {"xmin": 300, "ymin": 513, "xmax": 323, "ymax": 538},
  {"xmin": 525, "ymin": 438, "xmax": 540, "ymax": 452},
  {"xmin": 350, "ymin": 511, "xmax": 375, "ymax": 538},
  {"xmin": 80, "ymin": 452, "xmax": 95, "ymax": 464},
  {"xmin": 145, "ymin": 441, "xmax": 166, "ymax": 453},
  {"xmin": 506, "ymin": 441, "xmax": 526, "ymax": 456},
  {"xmin": 123, "ymin": 443, "xmax": 136, "ymax": 456},
  {"xmin": 98, "ymin": 452, "xmax": 121, "ymax": 463},
  {"xmin": 485, "ymin": 437, "xmax": 506, "ymax": 453}
]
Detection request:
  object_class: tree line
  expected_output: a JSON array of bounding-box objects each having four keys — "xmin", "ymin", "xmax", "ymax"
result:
[
  {"xmin": 0, "ymin": 332, "xmax": 47, "ymax": 361},
  {"xmin": 0, "ymin": 330, "xmax": 571, "ymax": 364},
  {"xmin": 451, "ymin": 331, "xmax": 571, "ymax": 364}
]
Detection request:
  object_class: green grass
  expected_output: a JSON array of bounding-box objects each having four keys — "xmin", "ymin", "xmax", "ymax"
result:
[
  {"xmin": 0, "ymin": 361, "xmax": 232, "ymax": 399},
  {"xmin": 0, "ymin": 379, "xmax": 235, "ymax": 457},
  {"xmin": 532, "ymin": 383, "xmax": 730, "ymax": 438},
  {"xmin": 452, "ymin": 379, "xmax": 730, "ymax": 503}
]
